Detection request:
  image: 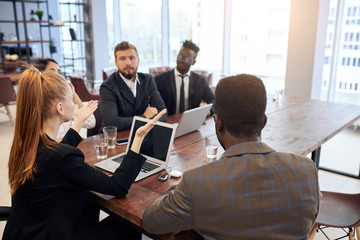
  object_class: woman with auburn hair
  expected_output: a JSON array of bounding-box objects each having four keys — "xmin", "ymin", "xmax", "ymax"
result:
[
  {"xmin": 34, "ymin": 58, "xmax": 95, "ymax": 140},
  {"xmin": 3, "ymin": 67, "xmax": 166, "ymax": 240}
]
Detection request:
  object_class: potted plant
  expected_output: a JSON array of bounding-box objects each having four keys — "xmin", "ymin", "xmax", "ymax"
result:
[
  {"xmin": 35, "ymin": 9, "xmax": 44, "ymax": 21},
  {"xmin": 50, "ymin": 39, "xmax": 56, "ymax": 53}
]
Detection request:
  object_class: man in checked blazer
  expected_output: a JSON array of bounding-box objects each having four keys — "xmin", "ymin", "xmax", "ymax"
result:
[
  {"xmin": 142, "ymin": 74, "xmax": 320, "ymax": 239},
  {"xmin": 154, "ymin": 40, "xmax": 215, "ymax": 115}
]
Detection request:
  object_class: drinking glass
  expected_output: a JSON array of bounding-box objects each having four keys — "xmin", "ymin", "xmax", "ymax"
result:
[
  {"xmin": 103, "ymin": 126, "xmax": 117, "ymax": 149},
  {"xmin": 205, "ymin": 135, "xmax": 218, "ymax": 162},
  {"xmin": 94, "ymin": 135, "xmax": 109, "ymax": 159}
]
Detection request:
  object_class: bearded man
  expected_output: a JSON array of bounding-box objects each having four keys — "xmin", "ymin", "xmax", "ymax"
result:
[{"xmin": 100, "ymin": 41, "xmax": 167, "ymax": 131}]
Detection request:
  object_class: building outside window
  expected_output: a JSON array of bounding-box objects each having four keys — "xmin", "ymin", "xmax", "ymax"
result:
[
  {"xmin": 229, "ymin": 0, "xmax": 291, "ymax": 95},
  {"xmin": 169, "ymin": 0, "xmax": 224, "ymax": 73},
  {"xmin": 321, "ymin": 0, "xmax": 360, "ymax": 103}
]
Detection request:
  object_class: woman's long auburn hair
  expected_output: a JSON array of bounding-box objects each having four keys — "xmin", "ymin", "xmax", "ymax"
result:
[{"xmin": 8, "ymin": 67, "xmax": 69, "ymax": 195}]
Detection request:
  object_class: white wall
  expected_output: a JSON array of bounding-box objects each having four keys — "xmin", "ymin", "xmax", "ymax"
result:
[{"xmin": 285, "ymin": 0, "xmax": 328, "ymax": 99}]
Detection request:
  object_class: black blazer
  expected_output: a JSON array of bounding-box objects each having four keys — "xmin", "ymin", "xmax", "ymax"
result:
[
  {"xmin": 100, "ymin": 72, "xmax": 167, "ymax": 131},
  {"xmin": 3, "ymin": 129, "xmax": 146, "ymax": 240},
  {"xmin": 154, "ymin": 69, "xmax": 215, "ymax": 116}
]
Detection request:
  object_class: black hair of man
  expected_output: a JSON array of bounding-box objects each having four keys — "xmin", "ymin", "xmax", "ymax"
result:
[
  {"xmin": 114, "ymin": 41, "xmax": 138, "ymax": 58},
  {"xmin": 34, "ymin": 58, "xmax": 59, "ymax": 72},
  {"xmin": 182, "ymin": 40, "xmax": 200, "ymax": 54},
  {"xmin": 215, "ymin": 74, "xmax": 267, "ymax": 138}
]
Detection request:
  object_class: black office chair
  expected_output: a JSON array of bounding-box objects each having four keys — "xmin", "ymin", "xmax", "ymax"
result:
[
  {"xmin": 0, "ymin": 206, "xmax": 11, "ymax": 221},
  {"xmin": 0, "ymin": 76, "xmax": 17, "ymax": 125}
]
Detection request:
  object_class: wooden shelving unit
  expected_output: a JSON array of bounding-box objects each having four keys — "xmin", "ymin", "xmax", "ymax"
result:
[
  {"xmin": 2, "ymin": 40, "xmax": 50, "ymax": 43},
  {"xmin": 0, "ymin": 0, "xmax": 57, "ymax": 74},
  {"xmin": 59, "ymin": 0, "xmax": 94, "ymax": 81}
]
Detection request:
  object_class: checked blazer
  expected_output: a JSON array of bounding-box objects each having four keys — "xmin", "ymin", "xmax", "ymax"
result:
[{"xmin": 142, "ymin": 141, "xmax": 320, "ymax": 240}]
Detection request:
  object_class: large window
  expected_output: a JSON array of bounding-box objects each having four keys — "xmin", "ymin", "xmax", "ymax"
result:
[
  {"xmin": 107, "ymin": 0, "xmax": 162, "ymax": 71},
  {"xmin": 321, "ymin": 0, "xmax": 360, "ymax": 106},
  {"xmin": 169, "ymin": 0, "xmax": 224, "ymax": 72},
  {"xmin": 106, "ymin": 0, "xmax": 291, "ymax": 90},
  {"xmin": 319, "ymin": 0, "xmax": 360, "ymax": 177},
  {"xmin": 229, "ymin": 0, "xmax": 291, "ymax": 94}
]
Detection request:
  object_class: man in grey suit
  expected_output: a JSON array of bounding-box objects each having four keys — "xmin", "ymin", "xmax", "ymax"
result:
[
  {"xmin": 100, "ymin": 41, "xmax": 167, "ymax": 131},
  {"xmin": 155, "ymin": 40, "xmax": 214, "ymax": 115},
  {"xmin": 143, "ymin": 74, "xmax": 320, "ymax": 239}
]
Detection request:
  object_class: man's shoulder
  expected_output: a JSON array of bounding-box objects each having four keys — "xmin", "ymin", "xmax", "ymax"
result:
[
  {"xmin": 101, "ymin": 72, "xmax": 119, "ymax": 88},
  {"xmin": 274, "ymin": 151, "xmax": 315, "ymax": 164},
  {"xmin": 184, "ymin": 149, "xmax": 316, "ymax": 176},
  {"xmin": 154, "ymin": 70, "xmax": 172, "ymax": 81},
  {"xmin": 183, "ymin": 160, "xmax": 217, "ymax": 179},
  {"xmin": 263, "ymin": 150, "xmax": 318, "ymax": 176},
  {"xmin": 191, "ymin": 71, "xmax": 207, "ymax": 82},
  {"xmin": 137, "ymin": 72, "xmax": 154, "ymax": 82}
]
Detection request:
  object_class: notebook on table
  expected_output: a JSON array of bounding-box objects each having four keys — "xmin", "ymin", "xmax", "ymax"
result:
[
  {"xmin": 175, "ymin": 104, "xmax": 213, "ymax": 138},
  {"xmin": 94, "ymin": 116, "xmax": 177, "ymax": 182}
]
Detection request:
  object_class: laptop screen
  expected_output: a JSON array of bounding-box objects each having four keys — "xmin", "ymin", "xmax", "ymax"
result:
[{"xmin": 128, "ymin": 119, "xmax": 174, "ymax": 161}]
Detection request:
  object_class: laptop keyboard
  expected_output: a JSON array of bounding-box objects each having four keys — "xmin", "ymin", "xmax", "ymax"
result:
[
  {"xmin": 112, "ymin": 155, "xmax": 126, "ymax": 164},
  {"xmin": 141, "ymin": 161, "xmax": 159, "ymax": 173},
  {"xmin": 112, "ymin": 155, "xmax": 159, "ymax": 173}
]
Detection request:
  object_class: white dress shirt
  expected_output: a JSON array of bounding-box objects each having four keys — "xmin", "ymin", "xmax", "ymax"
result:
[
  {"xmin": 119, "ymin": 72, "xmax": 140, "ymax": 97},
  {"xmin": 57, "ymin": 114, "xmax": 95, "ymax": 139},
  {"xmin": 174, "ymin": 68, "xmax": 190, "ymax": 114}
]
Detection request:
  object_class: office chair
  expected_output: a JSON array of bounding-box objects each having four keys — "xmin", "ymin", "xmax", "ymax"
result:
[
  {"xmin": 102, "ymin": 67, "xmax": 118, "ymax": 81},
  {"xmin": 0, "ymin": 76, "xmax": 16, "ymax": 125},
  {"xmin": 308, "ymin": 191, "xmax": 360, "ymax": 240},
  {"xmin": 0, "ymin": 206, "xmax": 10, "ymax": 221},
  {"xmin": 192, "ymin": 70, "xmax": 213, "ymax": 86},
  {"xmin": 69, "ymin": 76, "xmax": 100, "ymax": 102},
  {"xmin": 149, "ymin": 66, "xmax": 171, "ymax": 77}
]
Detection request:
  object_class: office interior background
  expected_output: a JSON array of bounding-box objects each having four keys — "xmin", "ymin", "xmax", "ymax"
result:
[
  {"xmin": 0, "ymin": 0, "xmax": 359, "ymax": 104},
  {"xmin": 0, "ymin": 0, "xmax": 359, "ymax": 191},
  {"xmin": 1, "ymin": 0, "xmax": 360, "ymax": 237}
]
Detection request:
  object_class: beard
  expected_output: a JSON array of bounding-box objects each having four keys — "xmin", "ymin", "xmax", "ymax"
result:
[{"xmin": 119, "ymin": 66, "xmax": 137, "ymax": 80}]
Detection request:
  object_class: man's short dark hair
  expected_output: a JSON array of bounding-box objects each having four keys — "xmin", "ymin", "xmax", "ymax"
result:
[
  {"xmin": 215, "ymin": 74, "xmax": 267, "ymax": 137},
  {"xmin": 114, "ymin": 41, "xmax": 138, "ymax": 58},
  {"xmin": 182, "ymin": 40, "xmax": 200, "ymax": 54},
  {"xmin": 34, "ymin": 58, "xmax": 58, "ymax": 72}
]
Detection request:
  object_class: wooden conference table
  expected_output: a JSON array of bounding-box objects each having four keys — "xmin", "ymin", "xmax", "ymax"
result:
[{"xmin": 78, "ymin": 96, "xmax": 360, "ymax": 240}]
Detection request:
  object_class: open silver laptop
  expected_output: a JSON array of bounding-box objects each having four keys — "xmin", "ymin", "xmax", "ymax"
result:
[
  {"xmin": 175, "ymin": 104, "xmax": 213, "ymax": 138},
  {"xmin": 95, "ymin": 116, "xmax": 177, "ymax": 182}
]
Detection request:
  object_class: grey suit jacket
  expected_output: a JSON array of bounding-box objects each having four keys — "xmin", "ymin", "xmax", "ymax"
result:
[
  {"xmin": 142, "ymin": 142, "xmax": 320, "ymax": 240},
  {"xmin": 100, "ymin": 72, "xmax": 167, "ymax": 131}
]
